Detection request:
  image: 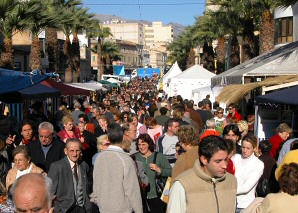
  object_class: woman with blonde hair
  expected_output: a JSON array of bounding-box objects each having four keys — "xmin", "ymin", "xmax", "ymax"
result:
[
  {"xmin": 269, "ymin": 123, "xmax": 292, "ymax": 160},
  {"xmin": 232, "ymin": 133, "xmax": 264, "ymax": 212},
  {"xmin": 92, "ymin": 134, "xmax": 110, "ymax": 165},
  {"xmin": 57, "ymin": 115, "xmax": 80, "ymax": 143}
]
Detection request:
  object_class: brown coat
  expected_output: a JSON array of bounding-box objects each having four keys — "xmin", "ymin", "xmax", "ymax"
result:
[
  {"xmin": 6, "ymin": 162, "xmax": 46, "ymax": 190},
  {"xmin": 186, "ymin": 108, "xmax": 204, "ymax": 131},
  {"xmin": 171, "ymin": 146, "xmax": 199, "ymax": 182}
]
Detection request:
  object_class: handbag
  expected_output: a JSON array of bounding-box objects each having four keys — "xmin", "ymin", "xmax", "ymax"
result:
[
  {"xmin": 256, "ymin": 176, "xmax": 270, "ymax": 197},
  {"xmin": 153, "ymin": 152, "xmax": 167, "ymax": 197}
]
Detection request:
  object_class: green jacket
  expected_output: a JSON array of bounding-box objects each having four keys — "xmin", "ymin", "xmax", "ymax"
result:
[{"xmin": 135, "ymin": 151, "xmax": 172, "ymax": 199}]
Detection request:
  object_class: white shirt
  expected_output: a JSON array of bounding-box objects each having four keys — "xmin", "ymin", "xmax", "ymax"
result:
[
  {"xmin": 232, "ymin": 154, "xmax": 264, "ymax": 208},
  {"xmin": 160, "ymin": 133, "xmax": 179, "ymax": 156},
  {"xmin": 16, "ymin": 164, "xmax": 33, "ymax": 179},
  {"xmin": 167, "ymin": 181, "xmax": 186, "ymax": 213}
]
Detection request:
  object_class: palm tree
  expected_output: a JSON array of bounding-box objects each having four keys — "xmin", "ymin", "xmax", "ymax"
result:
[
  {"xmin": 24, "ymin": 0, "xmax": 60, "ymax": 71},
  {"xmin": 88, "ymin": 20, "xmax": 112, "ymax": 81},
  {"xmin": 256, "ymin": 0, "xmax": 298, "ymax": 53},
  {"xmin": 91, "ymin": 40, "xmax": 121, "ymax": 75},
  {"xmin": 46, "ymin": 0, "xmax": 81, "ymax": 82},
  {"xmin": 0, "ymin": 0, "xmax": 27, "ymax": 69},
  {"xmin": 167, "ymin": 26, "xmax": 196, "ymax": 70},
  {"xmin": 71, "ymin": 6, "xmax": 94, "ymax": 82},
  {"xmin": 192, "ymin": 15, "xmax": 218, "ymax": 72}
]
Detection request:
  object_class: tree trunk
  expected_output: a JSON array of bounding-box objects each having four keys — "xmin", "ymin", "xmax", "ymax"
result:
[
  {"xmin": 71, "ymin": 33, "xmax": 80, "ymax": 83},
  {"xmin": 97, "ymin": 38, "xmax": 103, "ymax": 81},
  {"xmin": 187, "ymin": 48, "xmax": 195, "ymax": 68},
  {"xmin": 230, "ymin": 35, "xmax": 240, "ymax": 68},
  {"xmin": 64, "ymin": 35, "xmax": 72, "ymax": 83},
  {"xmin": 259, "ymin": 9, "xmax": 274, "ymax": 54},
  {"xmin": 216, "ymin": 37, "xmax": 226, "ymax": 74},
  {"xmin": 46, "ymin": 28, "xmax": 59, "ymax": 72},
  {"xmin": 0, "ymin": 36, "xmax": 14, "ymax": 69},
  {"xmin": 30, "ymin": 35, "xmax": 42, "ymax": 71},
  {"xmin": 242, "ymin": 18, "xmax": 257, "ymax": 62},
  {"xmin": 202, "ymin": 42, "xmax": 215, "ymax": 73}
]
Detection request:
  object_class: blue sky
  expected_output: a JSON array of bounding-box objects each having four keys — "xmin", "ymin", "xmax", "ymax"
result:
[{"xmin": 82, "ymin": 0, "xmax": 206, "ymax": 26}]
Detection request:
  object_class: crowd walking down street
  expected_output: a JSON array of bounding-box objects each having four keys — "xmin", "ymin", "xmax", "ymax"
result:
[{"xmin": 1, "ymin": 77, "xmax": 298, "ymax": 213}]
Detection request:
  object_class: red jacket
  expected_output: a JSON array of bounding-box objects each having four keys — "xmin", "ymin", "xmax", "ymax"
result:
[
  {"xmin": 227, "ymin": 111, "xmax": 242, "ymax": 121},
  {"xmin": 269, "ymin": 133, "xmax": 284, "ymax": 159}
]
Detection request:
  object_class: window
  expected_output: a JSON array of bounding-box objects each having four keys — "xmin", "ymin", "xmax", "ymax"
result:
[
  {"xmin": 92, "ymin": 56, "xmax": 96, "ymax": 61},
  {"xmin": 275, "ymin": 17, "xmax": 293, "ymax": 44}
]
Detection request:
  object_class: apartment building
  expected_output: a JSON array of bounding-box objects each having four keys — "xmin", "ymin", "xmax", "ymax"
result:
[
  {"xmin": 103, "ymin": 19, "xmax": 145, "ymax": 46},
  {"xmin": 103, "ymin": 19, "xmax": 172, "ymax": 69},
  {"xmin": 90, "ymin": 38, "xmax": 143, "ymax": 75},
  {"xmin": 144, "ymin": 22, "xmax": 173, "ymax": 49}
]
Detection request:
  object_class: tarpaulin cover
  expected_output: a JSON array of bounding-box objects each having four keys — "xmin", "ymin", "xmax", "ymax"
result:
[
  {"xmin": 0, "ymin": 68, "xmax": 49, "ymax": 94},
  {"xmin": 256, "ymin": 86, "xmax": 298, "ymax": 105},
  {"xmin": 113, "ymin": 65, "xmax": 125, "ymax": 75},
  {"xmin": 0, "ymin": 83, "xmax": 61, "ymax": 103},
  {"xmin": 41, "ymin": 79, "xmax": 90, "ymax": 96}
]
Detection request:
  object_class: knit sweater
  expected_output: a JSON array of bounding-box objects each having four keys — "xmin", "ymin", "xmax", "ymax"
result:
[
  {"xmin": 232, "ymin": 154, "xmax": 264, "ymax": 208},
  {"xmin": 92, "ymin": 146, "xmax": 142, "ymax": 213},
  {"xmin": 135, "ymin": 152, "xmax": 172, "ymax": 199}
]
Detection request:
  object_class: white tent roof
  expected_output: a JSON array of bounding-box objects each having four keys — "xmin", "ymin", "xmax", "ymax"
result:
[
  {"xmin": 172, "ymin": 65, "xmax": 216, "ymax": 79},
  {"xmin": 67, "ymin": 82, "xmax": 107, "ymax": 92},
  {"xmin": 107, "ymin": 78, "xmax": 121, "ymax": 84},
  {"xmin": 192, "ymin": 86, "xmax": 223, "ymax": 108},
  {"xmin": 162, "ymin": 61, "xmax": 182, "ymax": 82},
  {"xmin": 212, "ymin": 41, "xmax": 298, "ymax": 87}
]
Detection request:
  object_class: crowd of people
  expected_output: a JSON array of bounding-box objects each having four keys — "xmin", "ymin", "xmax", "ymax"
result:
[{"xmin": 0, "ymin": 77, "xmax": 298, "ymax": 213}]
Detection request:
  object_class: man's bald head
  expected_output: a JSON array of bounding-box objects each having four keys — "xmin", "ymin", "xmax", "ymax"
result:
[{"xmin": 11, "ymin": 173, "xmax": 53, "ymax": 213}]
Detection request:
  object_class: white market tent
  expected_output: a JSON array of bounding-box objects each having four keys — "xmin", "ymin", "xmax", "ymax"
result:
[
  {"xmin": 162, "ymin": 61, "xmax": 182, "ymax": 95},
  {"xmin": 211, "ymin": 41, "xmax": 298, "ymax": 87},
  {"xmin": 192, "ymin": 86, "xmax": 223, "ymax": 105},
  {"xmin": 168, "ymin": 65, "xmax": 216, "ymax": 100}
]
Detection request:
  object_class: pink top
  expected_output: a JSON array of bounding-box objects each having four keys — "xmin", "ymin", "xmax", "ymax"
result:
[{"xmin": 147, "ymin": 125, "xmax": 163, "ymax": 143}]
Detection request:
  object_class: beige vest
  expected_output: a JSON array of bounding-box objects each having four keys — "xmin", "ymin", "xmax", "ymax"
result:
[{"xmin": 176, "ymin": 160, "xmax": 237, "ymax": 213}]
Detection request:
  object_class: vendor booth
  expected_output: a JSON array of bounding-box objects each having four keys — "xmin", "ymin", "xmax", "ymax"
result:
[
  {"xmin": 168, "ymin": 65, "xmax": 216, "ymax": 100},
  {"xmin": 162, "ymin": 61, "xmax": 182, "ymax": 95},
  {"xmin": 255, "ymin": 85, "xmax": 298, "ymax": 140}
]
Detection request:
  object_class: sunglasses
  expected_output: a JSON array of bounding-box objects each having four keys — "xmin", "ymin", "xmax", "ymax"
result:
[{"xmin": 228, "ymin": 108, "xmax": 233, "ymax": 110}]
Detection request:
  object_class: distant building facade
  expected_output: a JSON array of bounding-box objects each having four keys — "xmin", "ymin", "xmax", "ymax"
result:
[
  {"xmin": 274, "ymin": 3, "xmax": 298, "ymax": 47},
  {"xmin": 103, "ymin": 19, "xmax": 145, "ymax": 46}
]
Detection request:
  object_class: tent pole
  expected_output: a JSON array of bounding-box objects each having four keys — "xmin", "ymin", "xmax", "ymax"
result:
[{"xmin": 254, "ymin": 105, "xmax": 259, "ymax": 139}]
